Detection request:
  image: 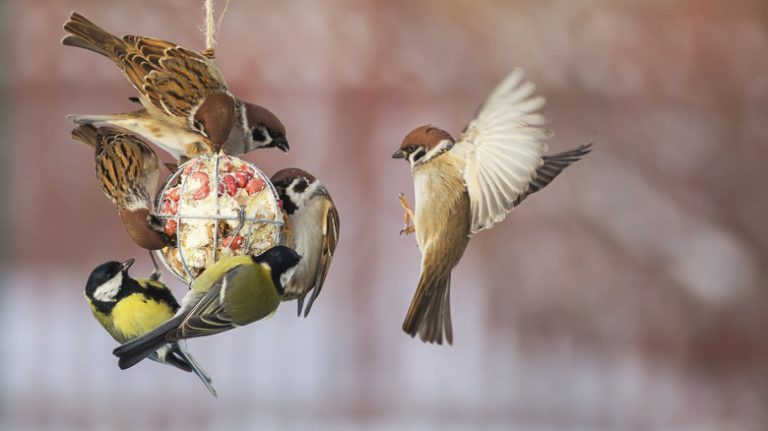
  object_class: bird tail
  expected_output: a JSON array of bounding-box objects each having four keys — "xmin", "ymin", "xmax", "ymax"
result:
[
  {"xmin": 168, "ymin": 341, "xmax": 218, "ymax": 397},
  {"xmin": 402, "ymin": 272, "xmax": 453, "ymax": 345},
  {"xmin": 61, "ymin": 12, "xmax": 122, "ymax": 57},
  {"xmin": 70, "ymin": 124, "xmax": 99, "ymax": 149},
  {"xmin": 67, "ymin": 113, "xmax": 117, "ymax": 126},
  {"xmin": 514, "ymin": 142, "xmax": 593, "ymax": 206},
  {"xmin": 113, "ymin": 313, "xmax": 185, "ymax": 370}
]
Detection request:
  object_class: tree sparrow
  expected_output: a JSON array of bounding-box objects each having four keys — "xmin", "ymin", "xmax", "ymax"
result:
[
  {"xmin": 71, "ymin": 124, "xmax": 171, "ymax": 250},
  {"xmin": 62, "ymin": 12, "xmax": 288, "ymax": 161},
  {"xmin": 271, "ymin": 168, "xmax": 340, "ymax": 317},
  {"xmin": 392, "ymin": 68, "xmax": 592, "ymax": 344}
]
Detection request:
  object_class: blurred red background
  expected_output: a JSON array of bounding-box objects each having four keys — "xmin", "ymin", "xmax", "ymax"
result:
[{"xmin": 1, "ymin": 0, "xmax": 767, "ymax": 429}]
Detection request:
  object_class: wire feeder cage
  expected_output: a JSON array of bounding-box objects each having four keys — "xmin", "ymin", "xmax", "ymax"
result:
[{"xmin": 152, "ymin": 154, "xmax": 285, "ymax": 284}]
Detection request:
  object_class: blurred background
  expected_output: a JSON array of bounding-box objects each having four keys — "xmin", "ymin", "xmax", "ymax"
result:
[{"xmin": 1, "ymin": 0, "xmax": 767, "ymax": 429}]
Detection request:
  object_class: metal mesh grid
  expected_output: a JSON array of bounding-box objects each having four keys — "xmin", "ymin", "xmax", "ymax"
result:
[{"xmin": 152, "ymin": 154, "xmax": 284, "ymax": 283}]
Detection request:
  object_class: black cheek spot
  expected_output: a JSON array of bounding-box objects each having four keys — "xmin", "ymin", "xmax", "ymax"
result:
[
  {"xmin": 292, "ymin": 179, "xmax": 309, "ymax": 194},
  {"xmin": 251, "ymin": 127, "xmax": 266, "ymax": 142}
]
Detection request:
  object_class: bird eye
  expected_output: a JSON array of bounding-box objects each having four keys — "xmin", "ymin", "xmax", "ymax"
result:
[{"xmin": 406, "ymin": 145, "xmax": 416, "ymax": 152}]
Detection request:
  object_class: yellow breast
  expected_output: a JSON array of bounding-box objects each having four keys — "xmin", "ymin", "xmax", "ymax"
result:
[{"xmin": 109, "ymin": 293, "xmax": 176, "ymax": 343}]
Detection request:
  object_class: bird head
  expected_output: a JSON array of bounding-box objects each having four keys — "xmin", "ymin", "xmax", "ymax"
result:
[
  {"xmin": 392, "ymin": 125, "xmax": 454, "ymax": 167},
  {"xmin": 85, "ymin": 258, "xmax": 134, "ymax": 307},
  {"xmin": 270, "ymin": 168, "xmax": 319, "ymax": 215},
  {"xmin": 193, "ymin": 92, "xmax": 237, "ymax": 151},
  {"xmin": 242, "ymin": 102, "xmax": 289, "ymax": 153},
  {"xmin": 252, "ymin": 246, "xmax": 302, "ymax": 295}
]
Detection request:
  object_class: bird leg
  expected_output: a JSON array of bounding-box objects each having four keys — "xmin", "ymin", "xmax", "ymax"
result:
[
  {"xmin": 398, "ymin": 193, "xmax": 415, "ymax": 236},
  {"xmin": 148, "ymin": 250, "xmax": 162, "ymax": 281}
]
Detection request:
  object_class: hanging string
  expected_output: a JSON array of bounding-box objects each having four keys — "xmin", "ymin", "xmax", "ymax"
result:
[{"xmin": 202, "ymin": 0, "xmax": 231, "ymax": 59}]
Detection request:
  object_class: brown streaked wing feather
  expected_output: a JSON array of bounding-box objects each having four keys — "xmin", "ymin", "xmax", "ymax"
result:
[
  {"xmin": 303, "ymin": 199, "xmax": 340, "ymax": 316},
  {"xmin": 113, "ymin": 35, "xmax": 227, "ymax": 119}
]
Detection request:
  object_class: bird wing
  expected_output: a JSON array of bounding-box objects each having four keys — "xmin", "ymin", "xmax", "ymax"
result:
[
  {"xmin": 116, "ymin": 35, "xmax": 228, "ymax": 120},
  {"xmin": 92, "ymin": 127, "xmax": 160, "ymax": 210},
  {"xmin": 169, "ymin": 265, "xmax": 250, "ymax": 339},
  {"xmin": 451, "ymin": 68, "xmax": 552, "ymax": 234},
  {"xmin": 301, "ymin": 197, "xmax": 340, "ymax": 317}
]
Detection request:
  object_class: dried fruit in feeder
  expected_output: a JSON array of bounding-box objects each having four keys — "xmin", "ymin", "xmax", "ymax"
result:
[{"xmin": 154, "ymin": 155, "xmax": 283, "ymax": 282}]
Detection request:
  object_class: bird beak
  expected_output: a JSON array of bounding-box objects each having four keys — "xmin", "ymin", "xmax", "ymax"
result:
[
  {"xmin": 392, "ymin": 149, "xmax": 406, "ymax": 159},
  {"xmin": 121, "ymin": 258, "xmax": 135, "ymax": 272},
  {"xmin": 273, "ymin": 136, "xmax": 290, "ymax": 152}
]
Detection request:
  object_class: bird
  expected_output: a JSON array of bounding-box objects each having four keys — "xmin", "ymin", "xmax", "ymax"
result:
[
  {"xmin": 392, "ymin": 68, "xmax": 592, "ymax": 345},
  {"xmin": 271, "ymin": 168, "xmax": 340, "ymax": 317},
  {"xmin": 85, "ymin": 258, "xmax": 217, "ymax": 396},
  {"xmin": 62, "ymin": 12, "xmax": 289, "ymax": 161},
  {"xmin": 112, "ymin": 246, "xmax": 302, "ymax": 370},
  {"xmin": 71, "ymin": 124, "xmax": 170, "ymax": 250}
]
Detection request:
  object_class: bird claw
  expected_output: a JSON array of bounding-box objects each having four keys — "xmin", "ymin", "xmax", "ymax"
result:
[
  {"xmin": 397, "ymin": 193, "xmax": 415, "ymax": 236},
  {"xmin": 399, "ymin": 225, "xmax": 415, "ymax": 237}
]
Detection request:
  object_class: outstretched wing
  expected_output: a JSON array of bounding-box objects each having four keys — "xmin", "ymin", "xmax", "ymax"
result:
[{"xmin": 451, "ymin": 68, "xmax": 552, "ymax": 234}]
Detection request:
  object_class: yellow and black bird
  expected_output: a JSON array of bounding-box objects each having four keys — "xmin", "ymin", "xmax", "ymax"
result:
[
  {"xmin": 113, "ymin": 246, "xmax": 302, "ymax": 370},
  {"xmin": 85, "ymin": 258, "xmax": 217, "ymax": 396},
  {"xmin": 71, "ymin": 124, "xmax": 170, "ymax": 250}
]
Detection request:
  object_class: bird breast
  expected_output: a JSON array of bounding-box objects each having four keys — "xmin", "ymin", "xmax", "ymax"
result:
[{"xmin": 412, "ymin": 155, "xmax": 469, "ymax": 251}]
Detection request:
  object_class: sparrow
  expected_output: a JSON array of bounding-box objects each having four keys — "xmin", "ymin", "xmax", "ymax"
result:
[
  {"xmin": 71, "ymin": 124, "xmax": 170, "ymax": 250},
  {"xmin": 271, "ymin": 168, "xmax": 340, "ymax": 317},
  {"xmin": 62, "ymin": 12, "xmax": 289, "ymax": 161},
  {"xmin": 85, "ymin": 258, "xmax": 216, "ymax": 396},
  {"xmin": 392, "ymin": 68, "xmax": 592, "ymax": 344},
  {"xmin": 113, "ymin": 246, "xmax": 302, "ymax": 370}
]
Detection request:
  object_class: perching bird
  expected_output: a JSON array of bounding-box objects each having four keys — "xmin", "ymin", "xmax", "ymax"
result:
[
  {"xmin": 271, "ymin": 168, "xmax": 340, "ymax": 317},
  {"xmin": 392, "ymin": 68, "xmax": 591, "ymax": 345},
  {"xmin": 62, "ymin": 12, "xmax": 288, "ymax": 161},
  {"xmin": 71, "ymin": 124, "xmax": 169, "ymax": 250},
  {"xmin": 113, "ymin": 246, "xmax": 302, "ymax": 370},
  {"xmin": 85, "ymin": 258, "xmax": 217, "ymax": 396}
]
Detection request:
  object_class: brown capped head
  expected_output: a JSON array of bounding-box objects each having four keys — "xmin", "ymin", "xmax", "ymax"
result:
[
  {"xmin": 119, "ymin": 208, "xmax": 170, "ymax": 250},
  {"xmin": 194, "ymin": 92, "xmax": 237, "ymax": 151},
  {"xmin": 243, "ymin": 102, "xmax": 288, "ymax": 152},
  {"xmin": 392, "ymin": 125, "xmax": 454, "ymax": 161}
]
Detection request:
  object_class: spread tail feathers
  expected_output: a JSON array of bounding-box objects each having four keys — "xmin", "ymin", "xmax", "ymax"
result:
[
  {"xmin": 61, "ymin": 12, "xmax": 121, "ymax": 57},
  {"xmin": 70, "ymin": 124, "xmax": 99, "ymax": 148},
  {"xmin": 402, "ymin": 273, "xmax": 453, "ymax": 345},
  {"xmin": 514, "ymin": 142, "xmax": 593, "ymax": 206},
  {"xmin": 113, "ymin": 313, "xmax": 185, "ymax": 370}
]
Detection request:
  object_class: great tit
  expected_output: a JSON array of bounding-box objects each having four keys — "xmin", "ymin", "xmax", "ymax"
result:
[
  {"xmin": 85, "ymin": 258, "xmax": 217, "ymax": 396},
  {"xmin": 113, "ymin": 245, "xmax": 302, "ymax": 370}
]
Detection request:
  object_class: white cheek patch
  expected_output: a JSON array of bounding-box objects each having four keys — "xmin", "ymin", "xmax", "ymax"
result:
[
  {"xmin": 94, "ymin": 272, "xmax": 123, "ymax": 303},
  {"xmin": 280, "ymin": 266, "xmax": 298, "ymax": 289}
]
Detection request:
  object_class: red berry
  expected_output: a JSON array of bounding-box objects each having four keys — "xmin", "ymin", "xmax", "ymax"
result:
[
  {"xmin": 235, "ymin": 171, "xmax": 249, "ymax": 188},
  {"xmin": 245, "ymin": 178, "xmax": 265, "ymax": 196},
  {"xmin": 190, "ymin": 172, "xmax": 210, "ymax": 200},
  {"xmin": 225, "ymin": 234, "xmax": 244, "ymax": 250},
  {"xmin": 168, "ymin": 187, "xmax": 180, "ymax": 202},
  {"xmin": 222, "ymin": 174, "xmax": 237, "ymax": 196},
  {"xmin": 164, "ymin": 219, "xmax": 177, "ymax": 236}
]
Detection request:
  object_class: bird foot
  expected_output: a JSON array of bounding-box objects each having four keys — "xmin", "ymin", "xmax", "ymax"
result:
[{"xmin": 398, "ymin": 193, "xmax": 415, "ymax": 236}]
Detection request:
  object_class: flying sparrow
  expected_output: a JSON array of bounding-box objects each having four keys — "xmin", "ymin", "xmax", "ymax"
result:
[
  {"xmin": 62, "ymin": 12, "xmax": 288, "ymax": 161},
  {"xmin": 271, "ymin": 168, "xmax": 340, "ymax": 317},
  {"xmin": 71, "ymin": 124, "xmax": 170, "ymax": 250},
  {"xmin": 392, "ymin": 68, "xmax": 592, "ymax": 344}
]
